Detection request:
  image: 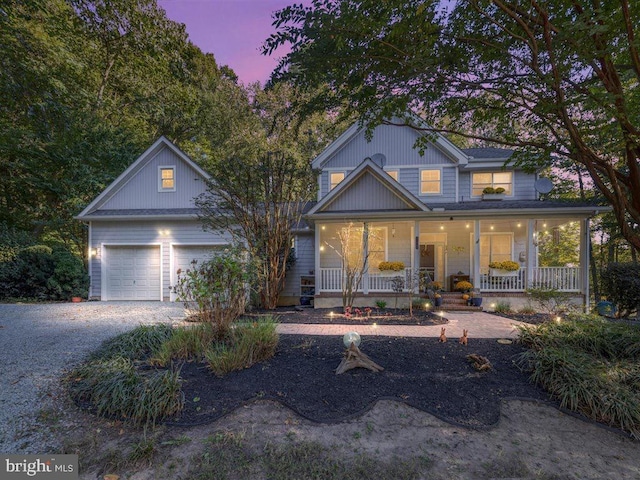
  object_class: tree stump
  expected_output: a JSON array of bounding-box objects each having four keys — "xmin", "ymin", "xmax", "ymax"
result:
[
  {"xmin": 335, "ymin": 343, "xmax": 384, "ymax": 375},
  {"xmin": 466, "ymin": 353, "xmax": 492, "ymax": 372}
]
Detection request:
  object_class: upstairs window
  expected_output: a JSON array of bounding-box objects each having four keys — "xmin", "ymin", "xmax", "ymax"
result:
[
  {"xmin": 420, "ymin": 169, "xmax": 441, "ymax": 194},
  {"xmin": 385, "ymin": 169, "xmax": 399, "ymax": 181},
  {"xmin": 329, "ymin": 172, "xmax": 345, "ymax": 190},
  {"xmin": 159, "ymin": 167, "xmax": 175, "ymax": 192},
  {"xmin": 472, "ymin": 172, "xmax": 512, "ymax": 196}
]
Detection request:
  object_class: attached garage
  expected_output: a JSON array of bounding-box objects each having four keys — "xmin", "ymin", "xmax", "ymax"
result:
[{"xmin": 103, "ymin": 246, "xmax": 162, "ymax": 300}]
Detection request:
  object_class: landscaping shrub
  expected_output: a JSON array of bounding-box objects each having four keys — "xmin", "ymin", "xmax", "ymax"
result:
[
  {"xmin": 516, "ymin": 316, "xmax": 640, "ymax": 438},
  {"xmin": 205, "ymin": 319, "xmax": 278, "ymax": 377},
  {"xmin": 517, "ymin": 304, "xmax": 537, "ymax": 315},
  {"xmin": 525, "ymin": 287, "xmax": 574, "ymax": 315},
  {"xmin": 172, "ymin": 247, "xmax": 254, "ymax": 337},
  {"xmin": 150, "ymin": 323, "xmax": 218, "ymax": 366},
  {"xmin": 494, "ymin": 301, "xmax": 511, "ymax": 314},
  {"xmin": 601, "ymin": 262, "xmax": 640, "ymax": 318},
  {"xmin": 0, "ymin": 243, "xmax": 88, "ymax": 300},
  {"xmin": 70, "ymin": 357, "xmax": 183, "ymax": 426},
  {"xmin": 92, "ymin": 325, "xmax": 175, "ymax": 361}
]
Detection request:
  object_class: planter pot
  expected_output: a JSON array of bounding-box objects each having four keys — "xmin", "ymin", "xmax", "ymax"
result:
[
  {"xmin": 482, "ymin": 193, "xmax": 504, "ymax": 200},
  {"xmin": 434, "ymin": 297, "xmax": 443, "ymax": 307},
  {"xmin": 71, "ymin": 296, "xmax": 82, "ymax": 303},
  {"xmin": 489, "ymin": 268, "xmax": 518, "ymax": 277},
  {"xmin": 470, "ymin": 297, "xmax": 483, "ymax": 307}
]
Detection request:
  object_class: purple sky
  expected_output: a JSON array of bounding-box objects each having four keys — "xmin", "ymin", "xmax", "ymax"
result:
[{"xmin": 158, "ymin": 0, "xmax": 303, "ymax": 85}]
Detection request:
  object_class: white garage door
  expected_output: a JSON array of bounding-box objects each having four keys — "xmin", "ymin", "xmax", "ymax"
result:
[
  {"xmin": 172, "ymin": 245, "xmax": 223, "ymax": 300},
  {"xmin": 105, "ymin": 246, "xmax": 161, "ymax": 300}
]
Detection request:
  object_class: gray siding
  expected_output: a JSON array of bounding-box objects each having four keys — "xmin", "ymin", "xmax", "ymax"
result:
[
  {"xmin": 280, "ymin": 233, "xmax": 315, "ymax": 302},
  {"xmin": 101, "ymin": 146, "xmax": 208, "ymax": 210},
  {"xmin": 324, "ymin": 173, "xmax": 416, "ymax": 212},
  {"xmin": 89, "ymin": 220, "xmax": 231, "ymax": 300}
]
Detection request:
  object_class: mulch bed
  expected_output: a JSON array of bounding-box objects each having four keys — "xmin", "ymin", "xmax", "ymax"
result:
[
  {"xmin": 173, "ymin": 334, "xmax": 555, "ymax": 427},
  {"xmin": 491, "ymin": 312, "xmax": 553, "ymax": 325},
  {"xmin": 245, "ymin": 307, "xmax": 448, "ymax": 326}
]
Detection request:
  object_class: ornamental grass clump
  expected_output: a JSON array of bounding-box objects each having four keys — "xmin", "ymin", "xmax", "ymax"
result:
[{"xmin": 516, "ymin": 315, "xmax": 640, "ymax": 438}]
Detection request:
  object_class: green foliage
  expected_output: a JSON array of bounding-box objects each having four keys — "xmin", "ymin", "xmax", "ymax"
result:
[
  {"xmin": 526, "ymin": 287, "xmax": 575, "ymax": 315},
  {"xmin": 0, "ymin": 223, "xmax": 34, "ymax": 262},
  {"xmin": 70, "ymin": 357, "xmax": 184, "ymax": 426},
  {"xmin": 265, "ymin": 0, "xmax": 640, "ymax": 251},
  {"xmin": 375, "ymin": 300, "xmax": 387, "ymax": 309},
  {"xmin": 91, "ymin": 325, "xmax": 174, "ymax": 361},
  {"xmin": 172, "ymin": 247, "xmax": 253, "ymax": 337},
  {"xmin": 601, "ymin": 263, "xmax": 640, "ymax": 318},
  {"xmin": 517, "ymin": 304, "xmax": 537, "ymax": 315},
  {"xmin": 0, "ymin": 243, "xmax": 88, "ymax": 300},
  {"xmin": 150, "ymin": 324, "xmax": 218, "ymax": 367},
  {"xmin": 494, "ymin": 301, "xmax": 512, "ymax": 314},
  {"xmin": 205, "ymin": 319, "xmax": 279, "ymax": 377},
  {"xmin": 516, "ymin": 316, "xmax": 640, "ymax": 438}
]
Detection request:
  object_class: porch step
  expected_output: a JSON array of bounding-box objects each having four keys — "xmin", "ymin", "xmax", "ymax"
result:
[{"xmin": 435, "ymin": 292, "xmax": 483, "ymax": 311}]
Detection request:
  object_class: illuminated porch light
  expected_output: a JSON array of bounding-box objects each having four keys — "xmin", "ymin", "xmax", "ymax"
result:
[
  {"xmin": 490, "ymin": 225, "xmax": 494, "ymax": 230},
  {"xmin": 517, "ymin": 223, "xmax": 521, "ymax": 228},
  {"xmin": 439, "ymin": 224, "xmax": 444, "ymax": 230},
  {"xmin": 320, "ymin": 245, "xmax": 325, "ymax": 251},
  {"xmin": 465, "ymin": 223, "xmax": 470, "ymax": 229},
  {"xmin": 321, "ymin": 225, "xmax": 326, "ymax": 230}
]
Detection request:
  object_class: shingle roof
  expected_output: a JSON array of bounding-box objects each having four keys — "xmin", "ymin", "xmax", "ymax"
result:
[
  {"xmin": 431, "ymin": 199, "xmax": 599, "ymax": 211},
  {"xmin": 462, "ymin": 147, "xmax": 514, "ymax": 159},
  {"xmin": 83, "ymin": 208, "xmax": 200, "ymax": 217}
]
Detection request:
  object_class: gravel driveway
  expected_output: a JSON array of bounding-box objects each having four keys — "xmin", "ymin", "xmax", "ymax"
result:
[{"xmin": 0, "ymin": 302, "xmax": 186, "ymax": 454}]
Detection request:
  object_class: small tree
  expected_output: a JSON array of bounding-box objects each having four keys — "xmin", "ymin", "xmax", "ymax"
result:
[
  {"xmin": 197, "ymin": 151, "xmax": 316, "ymax": 309},
  {"xmin": 172, "ymin": 247, "xmax": 254, "ymax": 338}
]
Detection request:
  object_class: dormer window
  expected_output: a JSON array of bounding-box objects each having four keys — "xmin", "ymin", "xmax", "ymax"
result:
[
  {"xmin": 159, "ymin": 167, "xmax": 175, "ymax": 192},
  {"xmin": 472, "ymin": 172, "xmax": 512, "ymax": 197},
  {"xmin": 420, "ymin": 169, "xmax": 441, "ymax": 194},
  {"xmin": 329, "ymin": 172, "xmax": 345, "ymax": 190}
]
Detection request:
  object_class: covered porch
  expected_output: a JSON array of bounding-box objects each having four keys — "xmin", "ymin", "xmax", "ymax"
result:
[{"xmin": 314, "ymin": 217, "xmax": 589, "ymax": 300}]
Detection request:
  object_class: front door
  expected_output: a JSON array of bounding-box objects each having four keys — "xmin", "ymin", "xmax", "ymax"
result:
[{"xmin": 420, "ymin": 243, "xmax": 446, "ymax": 286}]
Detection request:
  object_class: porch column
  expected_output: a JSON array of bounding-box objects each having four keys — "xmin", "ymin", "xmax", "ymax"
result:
[
  {"xmin": 526, "ymin": 219, "xmax": 535, "ymax": 289},
  {"xmin": 580, "ymin": 218, "xmax": 590, "ymax": 311},
  {"xmin": 413, "ymin": 221, "xmax": 421, "ymax": 293},
  {"xmin": 473, "ymin": 220, "xmax": 481, "ymax": 288},
  {"xmin": 315, "ymin": 224, "xmax": 321, "ymax": 294},
  {"xmin": 362, "ymin": 222, "xmax": 369, "ymax": 294}
]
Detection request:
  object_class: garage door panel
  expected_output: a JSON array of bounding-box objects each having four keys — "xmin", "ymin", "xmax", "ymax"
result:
[
  {"xmin": 171, "ymin": 245, "xmax": 225, "ymax": 301},
  {"xmin": 105, "ymin": 246, "xmax": 161, "ymax": 300}
]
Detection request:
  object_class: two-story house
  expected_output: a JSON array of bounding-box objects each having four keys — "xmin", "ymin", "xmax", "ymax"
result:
[{"xmin": 77, "ymin": 117, "xmax": 603, "ymax": 309}]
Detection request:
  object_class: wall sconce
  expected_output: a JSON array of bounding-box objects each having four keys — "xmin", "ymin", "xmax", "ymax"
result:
[
  {"xmin": 320, "ymin": 245, "xmax": 325, "ymax": 251},
  {"xmin": 439, "ymin": 224, "xmax": 444, "ymax": 230},
  {"xmin": 90, "ymin": 247, "xmax": 100, "ymax": 258},
  {"xmin": 391, "ymin": 224, "xmax": 396, "ymax": 237}
]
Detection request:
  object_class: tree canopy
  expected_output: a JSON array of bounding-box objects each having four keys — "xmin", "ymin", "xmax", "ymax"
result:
[{"xmin": 264, "ymin": 0, "xmax": 640, "ymax": 251}]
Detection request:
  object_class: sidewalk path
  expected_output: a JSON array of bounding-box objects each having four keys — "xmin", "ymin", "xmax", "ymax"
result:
[{"xmin": 276, "ymin": 311, "xmax": 525, "ymax": 339}]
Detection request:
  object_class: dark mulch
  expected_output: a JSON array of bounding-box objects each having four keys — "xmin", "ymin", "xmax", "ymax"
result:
[
  {"xmin": 173, "ymin": 334, "xmax": 555, "ymax": 427},
  {"xmin": 491, "ymin": 312, "xmax": 553, "ymax": 325},
  {"xmin": 245, "ymin": 307, "xmax": 448, "ymax": 326}
]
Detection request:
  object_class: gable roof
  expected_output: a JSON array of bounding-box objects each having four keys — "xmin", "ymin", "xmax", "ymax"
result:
[
  {"xmin": 306, "ymin": 158, "xmax": 429, "ymax": 217},
  {"xmin": 311, "ymin": 113, "xmax": 469, "ymax": 170},
  {"xmin": 76, "ymin": 136, "xmax": 209, "ymax": 220}
]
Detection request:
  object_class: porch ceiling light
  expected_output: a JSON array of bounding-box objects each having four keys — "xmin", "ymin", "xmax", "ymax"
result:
[
  {"xmin": 490, "ymin": 225, "xmax": 494, "ymax": 230},
  {"xmin": 320, "ymin": 245, "xmax": 325, "ymax": 251},
  {"xmin": 439, "ymin": 224, "xmax": 444, "ymax": 230},
  {"xmin": 465, "ymin": 223, "xmax": 470, "ymax": 229},
  {"xmin": 391, "ymin": 224, "xmax": 396, "ymax": 237},
  {"xmin": 517, "ymin": 223, "xmax": 522, "ymax": 228}
]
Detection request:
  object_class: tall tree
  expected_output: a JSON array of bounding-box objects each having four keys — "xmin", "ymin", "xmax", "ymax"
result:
[
  {"xmin": 196, "ymin": 151, "xmax": 317, "ymax": 309},
  {"xmin": 264, "ymin": 0, "xmax": 640, "ymax": 251}
]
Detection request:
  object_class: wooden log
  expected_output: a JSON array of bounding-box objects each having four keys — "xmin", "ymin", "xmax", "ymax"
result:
[{"xmin": 335, "ymin": 343, "xmax": 384, "ymax": 375}]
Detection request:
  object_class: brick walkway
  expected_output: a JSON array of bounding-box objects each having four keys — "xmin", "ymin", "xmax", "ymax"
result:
[{"xmin": 276, "ymin": 311, "xmax": 525, "ymax": 339}]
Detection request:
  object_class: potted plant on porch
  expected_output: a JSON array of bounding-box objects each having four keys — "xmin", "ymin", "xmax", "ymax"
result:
[{"xmin": 489, "ymin": 260, "xmax": 520, "ymax": 276}]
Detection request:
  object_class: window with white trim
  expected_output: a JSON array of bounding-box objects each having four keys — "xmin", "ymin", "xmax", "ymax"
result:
[
  {"xmin": 341, "ymin": 226, "xmax": 387, "ymax": 270},
  {"xmin": 329, "ymin": 172, "xmax": 345, "ymax": 190},
  {"xmin": 472, "ymin": 171, "xmax": 513, "ymax": 196},
  {"xmin": 385, "ymin": 169, "xmax": 399, "ymax": 181},
  {"xmin": 479, "ymin": 233, "xmax": 513, "ymax": 272},
  {"xmin": 159, "ymin": 167, "xmax": 175, "ymax": 191},
  {"xmin": 420, "ymin": 169, "xmax": 441, "ymax": 194}
]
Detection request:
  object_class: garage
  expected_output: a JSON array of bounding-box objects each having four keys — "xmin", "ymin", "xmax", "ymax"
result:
[
  {"xmin": 104, "ymin": 246, "xmax": 161, "ymax": 300},
  {"xmin": 171, "ymin": 245, "xmax": 225, "ymax": 300}
]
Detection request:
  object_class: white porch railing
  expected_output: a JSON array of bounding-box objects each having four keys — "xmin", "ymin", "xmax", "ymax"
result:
[
  {"xmin": 320, "ymin": 266, "xmax": 581, "ymax": 293},
  {"xmin": 478, "ymin": 267, "xmax": 580, "ymax": 292},
  {"xmin": 319, "ymin": 268, "xmax": 414, "ymax": 293},
  {"xmin": 531, "ymin": 266, "xmax": 580, "ymax": 291}
]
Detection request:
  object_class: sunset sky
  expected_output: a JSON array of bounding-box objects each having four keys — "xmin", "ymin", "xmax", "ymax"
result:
[{"xmin": 158, "ymin": 0, "xmax": 303, "ymax": 85}]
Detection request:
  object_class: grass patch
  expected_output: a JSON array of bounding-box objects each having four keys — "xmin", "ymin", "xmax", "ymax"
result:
[
  {"xmin": 189, "ymin": 439, "xmax": 431, "ymax": 480},
  {"xmin": 205, "ymin": 320, "xmax": 278, "ymax": 377},
  {"xmin": 517, "ymin": 315, "xmax": 640, "ymax": 438}
]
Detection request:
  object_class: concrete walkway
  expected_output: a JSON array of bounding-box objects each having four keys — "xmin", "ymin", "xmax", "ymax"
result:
[{"xmin": 276, "ymin": 311, "xmax": 525, "ymax": 339}]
